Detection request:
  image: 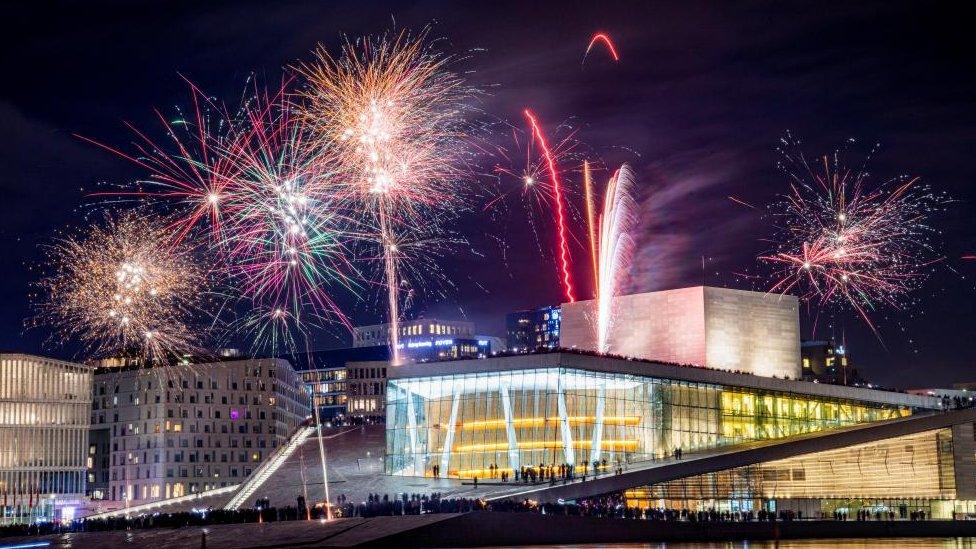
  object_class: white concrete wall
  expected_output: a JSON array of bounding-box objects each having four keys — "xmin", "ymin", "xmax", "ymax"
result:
[
  {"xmin": 561, "ymin": 286, "xmax": 801, "ymax": 379},
  {"xmin": 702, "ymin": 287, "xmax": 800, "ymax": 379}
]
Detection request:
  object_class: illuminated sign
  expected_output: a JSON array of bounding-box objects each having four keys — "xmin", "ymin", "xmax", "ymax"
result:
[
  {"xmin": 434, "ymin": 339, "xmax": 454, "ymax": 346},
  {"xmin": 407, "ymin": 341, "xmax": 433, "ymax": 348},
  {"xmin": 478, "ymin": 340, "xmax": 489, "ymax": 346}
]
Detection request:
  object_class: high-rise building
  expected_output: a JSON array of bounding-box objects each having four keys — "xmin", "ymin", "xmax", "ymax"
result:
[
  {"xmin": 86, "ymin": 358, "xmax": 309, "ymax": 510},
  {"xmin": 1, "ymin": 353, "xmax": 92, "ymax": 525},
  {"xmin": 505, "ymin": 305, "xmax": 561, "ymax": 352},
  {"xmin": 560, "ymin": 286, "xmax": 801, "ymax": 379},
  {"xmin": 352, "ymin": 319, "xmax": 502, "ymax": 362}
]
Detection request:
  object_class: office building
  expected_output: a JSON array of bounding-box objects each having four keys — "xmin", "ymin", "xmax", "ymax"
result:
[
  {"xmin": 801, "ymin": 340, "xmax": 862, "ymax": 385},
  {"xmin": 87, "ymin": 358, "xmax": 309, "ymax": 509},
  {"xmin": 506, "ymin": 305, "xmax": 561, "ymax": 352},
  {"xmin": 560, "ymin": 286, "xmax": 801, "ymax": 379},
  {"xmin": 284, "ymin": 346, "xmax": 390, "ymax": 422},
  {"xmin": 1, "ymin": 353, "xmax": 92, "ymax": 525},
  {"xmin": 352, "ymin": 319, "xmax": 502, "ymax": 362},
  {"xmin": 346, "ymin": 360, "xmax": 389, "ymax": 421}
]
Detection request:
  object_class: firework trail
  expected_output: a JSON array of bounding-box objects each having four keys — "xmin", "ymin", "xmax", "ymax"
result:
[
  {"xmin": 583, "ymin": 32, "xmax": 620, "ymax": 64},
  {"xmin": 296, "ymin": 29, "xmax": 471, "ymax": 363},
  {"xmin": 596, "ymin": 164, "xmax": 637, "ymax": 353},
  {"xmin": 524, "ymin": 109, "xmax": 576, "ymax": 303},
  {"xmin": 583, "ymin": 161, "xmax": 600, "ymax": 298},
  {"xmin": 32, "ymin": 211, "xmax": 210, "ymax": 361},
  {"xmin": 761, "ymin": 138, "xmax": 948, "ymax": 334},
  {"xmin": 727, "ymin": 195, "xmax": 758, "ymax": 210}
]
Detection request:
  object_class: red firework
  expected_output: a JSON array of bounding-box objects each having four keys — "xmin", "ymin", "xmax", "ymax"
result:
[
  {"xmin": 584, "ymin": 32, "xmax": 620, "ymax": 63},
  {"xmin": 524, "ymin": 108, "xmax": 576, "ymax": 303}
]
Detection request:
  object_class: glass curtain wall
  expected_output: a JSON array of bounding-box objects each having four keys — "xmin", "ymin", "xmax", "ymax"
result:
[{"xmin": 386, "ymin": 367, "xmax": 910, "ymax": 478}]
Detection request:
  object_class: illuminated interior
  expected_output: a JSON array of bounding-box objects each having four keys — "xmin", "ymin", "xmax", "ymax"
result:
[
  {"xmin": 385, "ymin": 367, "xmax": 911, "ymax": 478},
  {"xmin": 624, "ymin": 428, "xmax": 965, "ymax": 519}
]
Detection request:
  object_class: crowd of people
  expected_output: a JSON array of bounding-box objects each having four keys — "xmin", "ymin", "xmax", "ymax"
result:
[{"xmin": 0, "ymin": 490, "xmax": 946, "ymax": 539}]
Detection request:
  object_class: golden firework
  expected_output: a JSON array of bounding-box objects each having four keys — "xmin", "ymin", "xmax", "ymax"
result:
[{"xmin": 33, "ymin": 211, "xmax": 210, "ymax": 361}]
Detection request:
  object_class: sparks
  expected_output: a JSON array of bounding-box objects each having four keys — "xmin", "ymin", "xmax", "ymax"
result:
[
  {"xmin": 297, "ymin": 29, "xmax": 473, "ymax": 362},
  {"xmin": 596, "ymin": 165, "xmax": 637, "ymax": 353},
  {"xmin": 32, "ymin": 211, "xmax": 210, "ymax": 360},
  {"xmin": 760, "ymin": 137, "xmax": 949, "ymax": 335}
]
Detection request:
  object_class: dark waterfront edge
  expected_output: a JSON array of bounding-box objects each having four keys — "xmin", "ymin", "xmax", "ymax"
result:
[{"xmin": 362, "ymin": 512, "xmax": 976, "ymax": 548}]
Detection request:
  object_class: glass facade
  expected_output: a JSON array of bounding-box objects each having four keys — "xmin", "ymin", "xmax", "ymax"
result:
[
  {"xmin": 385, "ymin": 367, "xmax": 911, "ymax": 479},
  {"xmin": 1, "ymin": 354, "xmax": 92, "ymax": 525},
  {"xmin": 506, "ymin": 306, "xmax": 561, "ymax": 352},
  {"xmin": 625, "ymin": 428, "xmax": 961, "ymax": 519}
]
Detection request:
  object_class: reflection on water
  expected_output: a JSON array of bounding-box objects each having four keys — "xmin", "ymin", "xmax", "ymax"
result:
[{"xmin": 504, "ymin": 538, "xmax": 976, "ymax": 548}]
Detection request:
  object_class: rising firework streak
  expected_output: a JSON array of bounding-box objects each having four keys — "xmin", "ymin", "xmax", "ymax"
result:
[
  {"xmin": 583, "ymin": 161, "xmax": 599, "ymax": 297},
  {"xmin": 524, "ymin": 108, "xmax": 576, "ymax": 303},
  {"xmin": 596, "ymin": 165, "xmax": 636, "ymax": 353}
]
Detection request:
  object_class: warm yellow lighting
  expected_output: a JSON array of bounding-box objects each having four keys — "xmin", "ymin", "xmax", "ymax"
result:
[
  {"xmin": 455, "ymin": 439, "xmax": 638, "ymax": 453},
  {"xmin": 454, "ymin": 415, "xmax": 640, "ymax": 431}
]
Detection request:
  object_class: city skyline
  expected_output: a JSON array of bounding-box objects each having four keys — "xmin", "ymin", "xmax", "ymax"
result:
[{"xmin": 1, "ymin": 1, "xmax": 975, "ymax": 389}]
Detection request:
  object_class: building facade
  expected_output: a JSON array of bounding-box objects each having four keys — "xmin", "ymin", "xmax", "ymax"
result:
[
  {"xmin": 506, "ymin": 305, "xmax": 561, "ymax": 352},
  {"xmin": 87, "ymin": 358, "xmax": 309, "ymax": 509},
  {"xmin": 1, "ymin": 353, "xmax": 92, "ymax": 524},
  {"xmin": 354, "ymin": 319, "xmax": 476, "ymax": 347},
  {"xmin": 385, "ymin": 353, "xmax": 927, "ymax": 480},
  {"xmin": 623, "ymin": 426, "xmax": 964, "ymax": 518},
  {"xmin": 385, "ymin": 352, "xmax": 976, "ymax": 519},
  {"xmin": 352, "ymin": 319, "xmax": 502, "ymax": 362},
  {"xmin": 560, "ymin": 287, "xmax": 801, "ymax": 379},
  {"xmin": 284, "ymin": 346, "xmax": 390, "ymax": 422},
  {"xmin": 801, "ymin": 340, "xmax": 861, "ymax": 385},
  {"xmin": 347, "ymin": 360, "xmax": 389, "ymax": 421}
]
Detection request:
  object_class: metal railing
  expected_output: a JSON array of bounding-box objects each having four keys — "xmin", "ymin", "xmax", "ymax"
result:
[{"xmin": 223, "ymin": 426, "xmax": 316, "ymax": 510}]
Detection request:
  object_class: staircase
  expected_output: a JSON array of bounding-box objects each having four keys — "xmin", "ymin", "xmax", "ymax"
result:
[{"xmin": 224, "ymin": 425, "xmax": 316, "ymax": 510}]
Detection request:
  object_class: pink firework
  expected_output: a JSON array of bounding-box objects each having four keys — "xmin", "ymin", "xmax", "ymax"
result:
[{"xmin": 762, "ymin": 138, "xmax": 948, "ymax": 333}]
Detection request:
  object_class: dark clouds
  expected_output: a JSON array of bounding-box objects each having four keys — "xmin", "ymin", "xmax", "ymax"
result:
[{"xmin": 1, "ymin": 1, "xmax": 974, "ymax": 387}]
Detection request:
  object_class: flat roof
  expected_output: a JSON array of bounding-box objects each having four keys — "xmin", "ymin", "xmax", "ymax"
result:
[{"xmin": 389, "ymin": 351, "xmax": 940, "ymax": 410}]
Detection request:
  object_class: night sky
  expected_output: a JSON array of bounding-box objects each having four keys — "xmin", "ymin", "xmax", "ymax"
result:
[{"xmin": 1, "ymin": 1, "xmax": 974, "ymax": 387}]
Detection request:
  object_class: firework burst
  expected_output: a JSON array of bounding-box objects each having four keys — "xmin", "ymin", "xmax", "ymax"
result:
[
  {"xmin": 488, "ymin": 121, "xmax": 583, "ymax": 213},
  {"xmin": 296, "ymin": 29, "xmax": 472, "ymax": 362},
  {"xmin": 216, "ymin": 84, "xmax": 358, "ymax": 351},
  {"xmin": 32, "ymin": 211, "xmax": 210, "ymax": 361},
  {"xmin": 79, "ymin": 77, "xmax": 365, "ymax": 353},
  {"xmin": 761, "ymin": 137, "xmax": 949, "ymax": 334}
]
